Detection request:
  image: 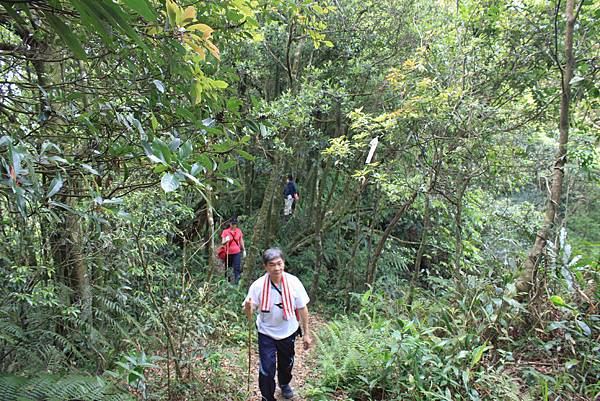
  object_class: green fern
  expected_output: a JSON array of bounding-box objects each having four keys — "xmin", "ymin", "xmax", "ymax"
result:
[{"xmin": 0, "ymin": 373, "xmax": 133, "ymax": 401}]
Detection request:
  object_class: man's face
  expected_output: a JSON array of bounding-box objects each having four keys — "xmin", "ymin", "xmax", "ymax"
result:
[{"xmin": 264, "ymin": 257, "xmax": 285, "ymax": 279}]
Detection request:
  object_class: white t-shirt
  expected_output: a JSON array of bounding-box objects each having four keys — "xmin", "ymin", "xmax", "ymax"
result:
[{"xmin": 244, "ymin": 273, "xmax": 310, "ymax": 340}]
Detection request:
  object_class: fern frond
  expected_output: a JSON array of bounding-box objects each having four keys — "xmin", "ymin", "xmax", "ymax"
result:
[{"xmin": 0, "ymin": 373, "xmax": 133, "ymax": 401}]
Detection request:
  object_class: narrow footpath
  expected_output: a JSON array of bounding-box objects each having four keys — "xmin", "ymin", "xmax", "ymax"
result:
[{"xmin": 239, "ymin": 314, "xmax": 328, "ymax": 401}]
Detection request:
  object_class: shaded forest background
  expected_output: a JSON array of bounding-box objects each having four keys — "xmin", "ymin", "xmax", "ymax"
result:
[{"xmin": 0, "ymin": 0, "xmax": 598, "ymax": 400}]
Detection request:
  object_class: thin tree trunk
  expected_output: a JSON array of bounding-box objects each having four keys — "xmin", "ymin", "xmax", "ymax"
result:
[
  {"xmin": 365, "ymin": 191, "xmax": 418, "ymax": 285},
  {"xmin": 241, "ymin": 158, "xmax": 283, "ymax": 286},
  {"xmin": 68, "ymin": 211, "xmax": 91, "ymax": 321},
  {"xmin": 344, "ymin": 203, "xmax": 364, "ymax": 311},
  {"xmin": 516, "ymin": 0, "xmax": 576, "ymax": 294},
  {"xmin": 408, "ymin": 192, "xmax": 432, "ymax": 306},
  {"xmin": 206, "ymin": 188, "xmax": 217, "ymax": 281},
  {"xmin": 453, "ymin": 179, "xmax": 468, "ymax": 278},
  {"xmin": 310, "ymin": 168, "xmax": 323, "ymax": 301}
]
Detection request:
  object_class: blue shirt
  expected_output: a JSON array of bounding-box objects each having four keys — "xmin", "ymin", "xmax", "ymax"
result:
[{"xmin": 283, "ymin": 181, "xmax": 297, "ymax": 198}]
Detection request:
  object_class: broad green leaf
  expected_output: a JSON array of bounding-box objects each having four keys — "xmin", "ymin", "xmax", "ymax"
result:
[
  {"xmin": 48, "ymin": 155, "xmax": 70, "ymax": 164},
  {"xmin": 469, "ymin": 342, "xmax": 491, "ymax": 368},
  {"xmin": 153, "ymin": 164, "xmax": 170, "ymax": 173},
  {"xmin": 47, "ymin": 176, "xmax": 63, "ymax": 198},
  {"xmin": 168, "ymin": 137, "xmax": 181, "ymax": 151},
  {"xmin": 180, "ymin": 5, "xmax": 196, "ymax": 24},
  {"xmin": 211, "ymin": 80, "xmax": 228, "ymax": 89},
  {"xmin": 153, "ymin": 139, "xmax": 172, "ymax": 163},
  {"xmin": 0, "ymin": 136, "xmax": 11, "ymax": 147},
  {"xmin": 569, "ymin": 76, "xmax": 584, "ymax": 85},
  {"xmin": 152, "ymin": 79, "xmax": 165, "ymax": 93},
  {"xmin": 182, "ymin": 172, "xmax": 202, "ymax": 186},
  {"xmin": 179, "ymin": 141, "xmax": 192, "ymax": 159},
  {"xmin": 219, "ymin": 159, "xmax": 236, "ymax": 171},
  {"xmin": 190, "ymin": 162, "xmax": 204, "ymax": 176},
  {"xmin": 577, "ymin": 320, "xmax": 591, "ymax": 336},
  {"xmin": 212, "ymin": 142, "xmax": 234, "ymax": 153},
  {"xmin": 122, "ymin": 0, "xmax": 157, "ymax": 21},
  {"xmin": 565, "ymin": 359, "xmax": 579, "ymax": 369},
  {"xmin": 187, "ymin": 23, "xmax": 213, "ymax": 37},
  {"xmin": 236, "ymin": 149, "xmax": 255, "ymax": 160},
  {"xmin": 165, "ymin": 0, "xmax": 179, "ymax": 27},
  {"xmin": 150, "ymin": 114, "xmax": 159, "ymax": 130},
  {"xmin": 196, "ymin": 154, "xmax": 213, "ymax": 171},
  {"xmin": 44, "ymin": 13, "xmax": 87, "ymax": 59},
  {"xmin": 549, "ymin": 295, "xmax": 567, "ymax": 308},
  {"xmin": 81, "ymin": 163, "xmax": 100, "ymax": 175},
  {"xmin": 161, "ymin": 173, "xmax": 180, "ymax": 192}
]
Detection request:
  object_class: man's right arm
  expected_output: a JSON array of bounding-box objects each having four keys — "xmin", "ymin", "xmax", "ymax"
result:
[
  {"xmin": 243, "ymin": 298, "xmax": 254, "ymax": 321},
  {"xmin": 242, "ymin": 283, "xmax": 258, "ymax": 321}
]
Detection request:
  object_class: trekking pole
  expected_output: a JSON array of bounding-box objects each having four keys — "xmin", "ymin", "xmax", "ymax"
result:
[{"xmin": 247, "ymin": 317, "xmax": 252, "ymax": 393}]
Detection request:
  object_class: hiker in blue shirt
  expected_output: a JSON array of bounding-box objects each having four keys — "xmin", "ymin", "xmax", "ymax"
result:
[{"xmin": 283, "ymin": 175, "xmax": 298, "ymax": 219}]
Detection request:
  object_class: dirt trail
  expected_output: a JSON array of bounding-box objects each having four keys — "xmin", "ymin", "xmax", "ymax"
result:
[{"xmin": 241, "ymin": 314, "xmax": 328, "ymax": 401}]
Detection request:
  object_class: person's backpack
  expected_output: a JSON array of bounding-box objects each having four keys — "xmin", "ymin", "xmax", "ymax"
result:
[{"xmin": 217, "ymin": 245, "xmax": 227, "ymax": 261}]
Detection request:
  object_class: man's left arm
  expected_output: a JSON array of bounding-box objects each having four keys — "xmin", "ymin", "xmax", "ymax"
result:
[{"xmin": 297, "ymin": 306, "xmax": 313, "ymax": 349}]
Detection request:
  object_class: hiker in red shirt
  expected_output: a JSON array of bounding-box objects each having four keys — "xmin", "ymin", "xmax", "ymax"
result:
[{"xmin": 221, "ymin": 217, "xmax": 245, "ymax": 285}]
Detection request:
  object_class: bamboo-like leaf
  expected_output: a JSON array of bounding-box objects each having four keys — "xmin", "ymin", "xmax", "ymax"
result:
[
  {"xmin": 469, "ymin": 342, "xmax": 491, "ymax": 368},
  {"xmin": 87, "ymin": 0, "xmax": 150, "ymax": 54},
  {"xmin": 44, "ymin": 13, "xmax": 87, "ymax": 59},
  {"xmin": 69, "ymin": 0, "xmax": 113, "ymax": 45},
  {"xmin": 47, "ymin": 176, "xmax": 63, "ymax": 198},
  {"xmin": 122, "ymin": 0, "xmax": 157, "ymax": 21}
]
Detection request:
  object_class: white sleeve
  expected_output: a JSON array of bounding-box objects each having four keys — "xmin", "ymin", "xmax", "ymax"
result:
[
  {"xmin": 293, "ymin": 277, "xmax": 310, "ymax": 309},
  {"xmin": 242, "ymin": 281, "xmax": 260, "ymax": 311}
]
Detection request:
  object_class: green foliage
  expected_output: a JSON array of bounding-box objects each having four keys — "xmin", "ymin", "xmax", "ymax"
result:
[
  {"xmin": 307, "ymin": 290, "xmax": 526, "ymax": 401},
  {"xmin": 0, "ymin": 373, "xmax": 132, "ymax": 401},
  {"xmin": 0, "ymin": 0, "xmax": 598, "ymax": 399}
]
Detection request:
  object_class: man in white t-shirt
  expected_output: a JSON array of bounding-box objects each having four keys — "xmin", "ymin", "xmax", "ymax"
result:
[{"xmin": 243, "ymin": 248, "xmax": 313, "ymax": 400}]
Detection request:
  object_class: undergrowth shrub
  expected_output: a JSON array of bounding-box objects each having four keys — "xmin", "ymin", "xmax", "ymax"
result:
[
  {"xmin": 0, "ymin": 373, "xmax": 132, "ymax": 401},
  {"xmin": 306, "ymin": 289, "xmax": 527, "ymax": 401}
]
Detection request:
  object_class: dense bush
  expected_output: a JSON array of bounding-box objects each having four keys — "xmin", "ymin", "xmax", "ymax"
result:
[{"xmin": 307, "ymin": 289, "xmax": 526, "ymax": 401}]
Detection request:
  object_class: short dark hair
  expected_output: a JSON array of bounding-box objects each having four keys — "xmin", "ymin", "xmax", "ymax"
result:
[
  {"xmin": 262, "ymin": 247, "xmax": 284, "ymax": 264},
  {"xmin": 287, "ymin": 174, "xmax": 294, "ymax": 181},
  {"xmin": 229, "ymin": 216, "xmax": 238, "ymax": 225}
]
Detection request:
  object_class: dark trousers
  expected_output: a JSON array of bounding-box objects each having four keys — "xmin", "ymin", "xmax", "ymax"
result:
[
  {"xmin": 225, "ymin": 252, "xmax": 241, "ymax": 284},
  {"xmin": 258, "ymin": 332, "xmax": 296, "ymax": 401}
]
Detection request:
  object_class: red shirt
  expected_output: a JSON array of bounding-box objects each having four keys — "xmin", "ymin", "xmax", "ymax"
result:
[{"xmin": 221, "ymin": 227, "xmax": 243, "ymax": 254}]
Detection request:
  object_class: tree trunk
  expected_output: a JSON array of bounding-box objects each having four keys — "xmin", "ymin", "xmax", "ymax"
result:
[
  {"xmin": 241, "ymin": 158, "xmax": 283, "ymax": 286},
  {"xmin": 205, "ymin": 188, "xmax": 218, "ymax": 281},
  {"xmin": 68, "ymin": 211, "xmax": 91, "ymax": 321},
  {"xmin": 516, "ymin": 0, "xmax": 576, "ymax": 294},
  {"xmin": 365, "ymin": 191, "xmax": 418, "ymax": 285},
  {"xmin": 49, "ymin": 203, "xmax": 91, "ymax": 321},
  {"xmin": 344, "ymin": 203, "xmax": 364, "ymax": 311},
  {"xmin": 310, "ymin": 168, "xmax": 323, "ymax": 301},
  {"xmin": 408, "ymin": 192, "xmax": 431, "ymax": 306},
  {"xmin": 453, "ymin": 178, "xmax": 468, "ymax": 278}
]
